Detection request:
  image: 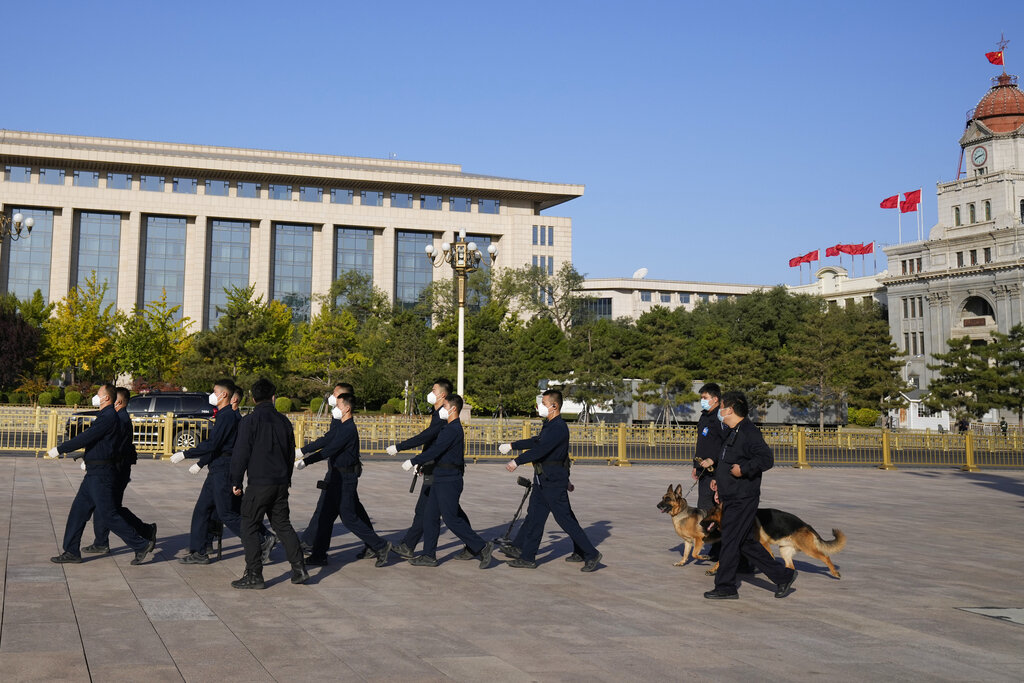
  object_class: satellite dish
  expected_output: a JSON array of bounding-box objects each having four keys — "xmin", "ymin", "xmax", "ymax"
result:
[{"xmin": 632, "ymin": 267, "xmax": 648, "ymax": 279}]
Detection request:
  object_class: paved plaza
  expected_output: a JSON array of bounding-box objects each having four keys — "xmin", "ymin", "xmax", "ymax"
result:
[{"xmin": 0, "ymin": 454, "xmax": 1022, "ymax": 681}]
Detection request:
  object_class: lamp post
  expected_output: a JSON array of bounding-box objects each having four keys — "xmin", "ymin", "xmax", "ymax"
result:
[
  {"xmin": 0, "ymin": 213, "xmax": 35, "ymax": 241},
  {"xmin": 425, "ymin": 229, "xmax": 498, "ymax": 398}
]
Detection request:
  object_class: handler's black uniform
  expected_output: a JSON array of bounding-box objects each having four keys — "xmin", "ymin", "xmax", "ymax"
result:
[
  {"xmin": 694, "ymin": 407, "xmax": 726, "ymax": 512},
  {"xmin": 712, "ymin": 419, "xmax": 794, "ymax": 595},
  {"xmin": 395, "ymin": 408, "xmax": 472, "ymax": 552},
  {"xmin": 302, "ymin": 418, "xmax": 388, "ymax": 562},
  {"xmin": 510, "ymin": 416, "xmax": 599, "ymax": 563},
  {"xmin": 299, "ymin": 415, "xmax": 375, "ymax": 550},
  {"xmin": 91, "ymin": 407, "xmax": 154, "ymax": 549},
  {"xmin": 54, "ymin": 405, "xmax": 153, "ymax": 560},
  {"xmin": 230, "ymin": 401, "xmax": 304, "ymax": 579},
  {"xmin": 410, "ymin": 418, "xmax": 488, "ymax": 559}
]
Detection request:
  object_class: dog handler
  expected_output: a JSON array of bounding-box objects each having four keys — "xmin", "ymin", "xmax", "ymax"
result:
[{"xmin": 705, "ymin": 391, "xmax": 797, "ymax": 600}]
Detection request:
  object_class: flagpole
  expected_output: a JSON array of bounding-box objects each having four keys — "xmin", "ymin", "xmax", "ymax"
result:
[
  {"xmin": 898, "ymin": 206, "xmax": 902, "ymax": 244},
  {"xmin": 919, "ymin": 186, "xmax": 924, "ymax": 240}
]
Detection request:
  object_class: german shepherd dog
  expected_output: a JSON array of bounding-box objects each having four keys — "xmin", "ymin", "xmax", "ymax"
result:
[
  {"xmin": 703, "ymin": 504, "xmax": 846, "ymax": 578},
  {"xmin": 657, "ymin": 484, "xmax": 718, "ymax": 566}
]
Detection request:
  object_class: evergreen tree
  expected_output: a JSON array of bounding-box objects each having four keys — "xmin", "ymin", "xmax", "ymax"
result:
[
  {"xmin": 924, "ymin": 336, "xmax": 996, "ymax": 421},
  {"xmin": 781, "ymin": 303, "xmax": 853, "ymax": 431},
  {"xmin": 983, "ymin": 324, "xmax": 1024, "ymax": 426},
  {"xmin": 0, "ymin": 294, "xmax": 40, "ymax": 389}
]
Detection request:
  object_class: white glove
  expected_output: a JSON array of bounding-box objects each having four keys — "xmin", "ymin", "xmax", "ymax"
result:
[
  {"xmin": 295, "ymin": 459, "xmax": 306, "ymax": 470},
  {"xmin": 188, "ymin": 463, "xmax": 201, "ymax": 475},
  {"xmin": 402, "ymin": 459, "xmax": 414, "ymax": 472},
  {"xmin": 295, "ymin": 447, "xmax": 304, "ymax": 460},
  {"xmin": 386, "ymin": 444, "xmax": 399, "ymax": 457},
  {"xmin": 80, "ymin": 461, "xmax": 87, "ymax": 471},
  {"xmin": 170, "ymin": 452, "xmax": 185, "ymax": 464},
  {"xmin": 45, "ymin": 447, "xmax": 60, "ymax": 459},
  {"xmin": 498, "ymin": 443, "xmax": 512, "ymax": 455}
]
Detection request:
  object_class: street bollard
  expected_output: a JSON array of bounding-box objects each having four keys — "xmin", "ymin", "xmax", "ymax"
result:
[
  {"xmin": 616, "ymin": 423, "xmax": 631, "ymax": 467},
  {"xmin": 961, "ymin": 431, "xmax": 979, "ymax": 472},
  {"xmin": 794, "ymin": 426, "xmax": 810, "ymax": 469},
  {"xmin": 879, "ymin": 430, "xmax": 896, "ymax": 469}
]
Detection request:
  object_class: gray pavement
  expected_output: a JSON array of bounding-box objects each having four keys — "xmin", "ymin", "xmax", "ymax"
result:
[{"xmin": 1, "ymin": 455, "xmax": 1022, "ymax": 682}]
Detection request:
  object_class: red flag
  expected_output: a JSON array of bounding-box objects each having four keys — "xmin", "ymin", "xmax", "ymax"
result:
[
  {"xmin": 987, "ymin": 51, "xmax": 1004, "ymax": 66},
  {"xmin": 880, "ymin": 195, "xmax": 899, "ymax": 209},
  {"xmin": 788, "ymin": 250, "xmax": 819, "ymax": 267},
  {"xmin": 903, "ymin": 189, "xmax": 922, "ymax": 203},
  {"xmin": 789, "ymin": 256, "xmax": 802, "ymax": 267},
  {"xmin": 844, "ymin": 242, "xmax": 874, "ymax": 255},
  {"xmin": 825, "ymin": 245, "xmax": 841, "ymax": 257},
  {"xmin": 900, "ymin": 199, "xmax": 918, "ymax": 213},
  {"xmin": 859, "ymin": 242, "xmax": 875, "ymax": 255}
]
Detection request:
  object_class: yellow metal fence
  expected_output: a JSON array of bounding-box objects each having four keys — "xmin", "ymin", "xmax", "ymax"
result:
[{"xmin": 2, "ymin": 407, "xmax": 1022, "ymax": 469}]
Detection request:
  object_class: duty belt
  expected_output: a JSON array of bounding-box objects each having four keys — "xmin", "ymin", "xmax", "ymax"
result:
[
  {"xmin": 434, "ymin": 463, "xmax": 465, "ymax": 474},
  {"xmin": 532, "ymin": 459, "xmax": 568, "ymax": 476},
  {"xmin": 85, "ymin": 459, "xmax": 114, "ymax": 467},
  {"xmin": 335, "ymin": 463, "xmax": 362, "ymax": 474}
]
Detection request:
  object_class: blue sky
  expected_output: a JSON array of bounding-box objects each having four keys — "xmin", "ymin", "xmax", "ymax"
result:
[{"xmin": 5, "ymin": 1, "xmax": 1022, "ymax": 285}]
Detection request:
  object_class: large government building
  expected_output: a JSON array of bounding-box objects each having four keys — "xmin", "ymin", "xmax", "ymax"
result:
[{"xmin": 0, "ymin": 130, "xmax": 581, "ymax": 327}]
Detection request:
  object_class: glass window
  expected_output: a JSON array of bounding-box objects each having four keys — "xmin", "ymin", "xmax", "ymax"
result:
[
  {"xmin": 395, "ymin": 230, "xmax": 432, "ymax": 308},
  {"xmin": 532, "ymin": 225, "xmax": 538, "ymax": 245},
  {"xmin": 360, "ymin": 190, "xmax": 383, "ymax": 207},
  {"xmin": 331, "ymin": 188, "xmax": 353, "ymax": 204},
  {"xmin": 75, "ymin": 212, "xmax": 121, "ymax": 309},
  {"xmin": 699, "ymin": 293, "xmax": 710, "ymax": 303},
  {"xmin": 140, "ymin": 175, "xmax": 164, "ymax": 192},
  {"xmin": 479, "ymin": 199, "xmax": 500, "ymax": 214},
  {"xmin": 1020, "ymin": 200, "xmax": 1024, "ymax": 223},
  {"xmin": 238, "ymin": 182, "xmax": 259, "ymax": 198},
  {"xmin": 39, "ymin": 168, "xmax": 65, "ymax": 185},
  {"xmin": 108, "ymin": 173, "xmax": 131, "ymax": 190},
  {"xmin": 5, "ymin": 166, "xmax": 30, "ymax": 182},
  {"xmin": 335, "ymin": 227, "xmax": 374, "ymax": 283},
  {"xmin": 4, "ymin": 207, "xmax": 53, "ymax": 302},
  {"xmin": 969, "ymin": 204, "xmax": 976, "ymax": 223},
  {"xmin": 577, "ymin": 297, "xmax": 612, "ymax": 322},
  {"xmin": 540, "ymin": 226, "xmax": 547, "ymax": 246},
  {"xmin": 420, "ymin": 194, "xmax": 442, "ymax": 210},
  {"xmin": 680, "ymin": 293, "xmax": 690, "ymax": 303},
  {"xmin": 970, "ymin": 250, "xmax": 977, "ymax": 266},
  {"xmin": 984, "ymin": 200, "xmax": 991, "ymax": 221},
  {"xmin": 954, "ymin": 206, "xmax": 961, "ymax": 226},
  {"xmin": 957, "ymin": 252, "xmax": 964, "ymax": 267},
  {"xmin": 299, "ymin": 186, "xmax": 323, "ymax": 203},
  {"xmin": 548, "ymin": 257, "xmax": 554, "ymax": 276},
  {"xmin": 909, "ymin": 298, "xmax": 915, "ymax": 317},
  {"xmin": 391, "ymin": 192, "xmax": 413, "ymax": 209},
  {"xmin": 207, "ymin": 220, "xmax": 250, "ymax": 328},
  {"xmin": 273, "ymin": 223, "xmax": 313, "ymax": 323},
  {"xmin": 269, "ymin": 184, "xmax": 292, "ymax": 200},
  {"xmin": 532, "ymin": 255, "xmax": 538, "ymax": 268},
  {"xmin": 916, "ymin": 257, "xmax": 922, "ymax": 272},
  {"xmin": 467, "ymin": 234, "xmax": 493, "ymax": 276},
  {"xmin": 984, "ymin": 247, "xmax": 992, "ymax": 263},
  {"xmin": 919, "ymin": 332, "xmax": 925, "ymax": 355},
  {"xmin": 902, "ymin": 298, "xmax": 908, "ymax": 318},
  {"xmin": 911, "ymin": 333, "xmax": 918, "ymax": 355},
  {"xmin": 73, "ymin": 170, "xmax": 99, "ymax": 187},
  {"xmin": 141, "ymin": 216, "xmax": 187, "ymax": 317},
  {"xmin": 205, "ymin": 179, "xmax": 229, "ymax": 196},
  {"xmin": 640, "ymin": 291, "xmax": 652, "ymax": 302},
  {"xmin": 548, "ymin": 226, "xmax": 554, "ymax": 246},
  {"xmin": 904, "ymin": 332, "xmax": 910, "ymax": 353},
  {"xmin": 173, "ymin": 177, "xmax": 197, "ymax": 194},
  {"xmin": 660, "ymin": 293, "xmax": 671, "ymax": 303},
  {"xmin": 450, "ymin": 196, "xmax": 471, "ymax": 212}
]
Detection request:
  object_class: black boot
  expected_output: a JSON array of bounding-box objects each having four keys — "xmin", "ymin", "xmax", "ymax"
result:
[{"xmin": 231, "ymin": 571, "xmax": 265, "ymax": 590}]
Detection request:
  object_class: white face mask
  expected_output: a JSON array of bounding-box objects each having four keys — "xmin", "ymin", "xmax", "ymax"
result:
[
  {"xmin": 92, "ymin": 394, "xmax": 101, "ymax": 407},
  {"xmin": 209, "ymin": 392, "xmax": 220, "ymax": 406},
  {"xmin": 438, "ymin": 407, "xmax": 450, "ymax": 421},
  {"xmin": 537, "ymin": 403, "xmax": 549, "ymax": 418},
  {"xmin": 328, "ymin": 394, "xmax": 338, "ymax": 407},
  {"xmin": 331, "ymin": 406, "xmax": 343, "ymax": 420},
  {"xmin": 426, "ymin": 391, "xmax": 437, "ymax": 404}
]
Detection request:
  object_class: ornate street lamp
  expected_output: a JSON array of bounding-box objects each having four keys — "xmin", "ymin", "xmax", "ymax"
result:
[
  {"xmin": 1, "ymin": 213, "xmax": 35, "ymax": 241},
  {"xmin": 425, "ymin": 229, "xmax": 498, "ymax": 398}
]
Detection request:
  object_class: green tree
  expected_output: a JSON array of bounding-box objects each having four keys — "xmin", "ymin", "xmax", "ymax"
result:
[
  {"xmin": 289, "ymin": 306, "xmax": 368, "ymax": 397},
  {"xmin": 0, "ymin": 294, "xmax": 41, "ymax": 389},
  {"xmin": 114, "ymin": 291, "xmax": 194, "ymax": 384},
  {"xmin": 924, "ymin": 336, "xmax": 996, "ymax": 421},
  {"xmin": 328, "ymin": 270, "xmax": 392, "ymax": 324},
  {"xmin": 497, "ymin": 262, "xmax": 586, "ymax": 335},
  {"xmin": 981, "ymin": 324, "xmax": 1024, "ymax": 426},
  {"xmin": 632, "ymin": 307, "xmax": 695, "ymax": 424},
  {"xmin": 841, "ymin": 301, "xmax": 905, "ymax": 412},
  {"xmin": 44, "ymin": 273, "xmax": 122, "ymax": 384},
  {"xmin": 17, "ymin": 289, "xmax": 54, "ymax": 329},
  {"xmin": 781, "ymin": 303, "xmax": 853, "ymax": 432}
]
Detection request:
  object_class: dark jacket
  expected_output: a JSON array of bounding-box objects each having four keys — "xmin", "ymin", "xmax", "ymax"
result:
[
  {"xmin": 397, "ymin": 409, "xmax": 444, "ymax": 473},
  {"xmin": 694, "ymin": 408, "xmax": 726, "ymax": 477},
  {"xmin": 714, "ymin": 418, "xmax": 774, "ymax": 501},
  {"xmin": 116, "ymin": 408, "xmax": 138, "ymax": 467},
  {"xmin": 302, "ymin": 418, "xmax": 360, "ymax": 471},
  {"xmin": 302, "ymin": 417, "xmax": 340, "ymax": 454},
  {"xmin": 231, "ymin": 401, "xmax": 295, "ymax": 488},
  {"xmin": 58, "ymin": 404, "xmax": 119, "ymax": 468},
  {"xmin": 185, "ymin": 406, "xmax": 239, "ymax": 470},
  {"xmin": 410, "ymin": 418, "xmax": 464, "ymax": 479},
  {"xmin": 512, "ymin": 416, "xmax": 571, "ymax": 482}
]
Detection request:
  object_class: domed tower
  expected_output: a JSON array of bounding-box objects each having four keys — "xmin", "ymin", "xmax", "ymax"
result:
[{"xmin": 960, "ymin": 73, "xmax": 1024, "ymax": 179}]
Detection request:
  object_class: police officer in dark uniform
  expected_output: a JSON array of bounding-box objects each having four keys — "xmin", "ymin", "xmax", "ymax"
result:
[
  {"xmin": 704, "ymin": 391, "xmax": 797, "ymax": 600},
  {"xmin": 47, "ymin": 383, "xmax": 156, "ymax": 565},
  {"xmin": 295, "ymin": 394, "xmax": 392, "ymax": 567},
  {"xmin": 693, "ymin": 383, "xmax": 726, "ymax": 512},
  {"xmin": 499, "ymin": 389, "xmax": 602, "ymax": 572},
  {"xmin": 84, "ymin": 387, "xmax": 157, "ymax": 554},
  {"xmin": 172, "ymin": 379, "xmax": 275, "ymax": 564},
  {"xmin": 387, "ymin": 378, "xmax": 474, "ymax": 560},
  {"xmin": 402, "ymin": 394, "xmax": 493, "ymax": 568},
  {"xmin": 298, "ymin": 383, "xmax": 376, "ymax": 559},
  {"xmin": 229, "ymin": 378, "xmax": 307, "ymax": 589}
]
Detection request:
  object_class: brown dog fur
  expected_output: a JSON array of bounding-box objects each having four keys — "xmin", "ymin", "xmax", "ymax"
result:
[{"xmin": 657, "ymin": 484, "xmax": 712, "ymax": 567}]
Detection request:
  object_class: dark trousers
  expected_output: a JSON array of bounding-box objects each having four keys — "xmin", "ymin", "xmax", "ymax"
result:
[
  {"xmin": 421, "ymin": 477, "xmax": 485, "ymax": 558},
  {"xmin": 93, "ymin": 464, "xmax": 149, "ymax": 547},
  {"xmin": 697, "ymin": 474, "xmax": 715, "ymax": 512},
  {"xmin": 310, "ymin": 471, "xmax": 384, "ymax": 558},
  {"xmin": 63, "ymin": 468, "xmax": 149, "ymax": 556},
  {"xmin": 518, "ymin": 477, "xmax": 597, "ymax": 562},
  {"xmin": 401, "ymin": 480, "xmax": 472, "ymax": 549},
  {"xmin": 714, "ymin": 495, "xmax": 794, "ymax": 593},
  {"xmin": 239, "ymin": 484, "xmax": 303, "ymax": 575},
  {"xmin": 512, "ymin": 494, "xmax": 583, "ymax": 557},
  {"xmin": 190, "ymin": 464, "xmax": 251, "ymax": 553},
  {"xmin": 301, "ymin": 471, "xmax": 375, "ymax": 547}
]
